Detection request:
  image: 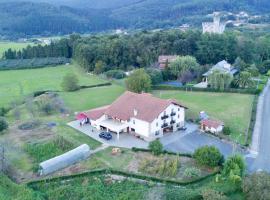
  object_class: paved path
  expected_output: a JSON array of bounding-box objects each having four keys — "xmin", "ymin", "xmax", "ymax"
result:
[
  {"xmin": 247, "ymin": 80, "xmax": 270, "ymax": 172},
  {"xmin": 68, "ymin": 120, "xmax": 148, "ymax": 149}
]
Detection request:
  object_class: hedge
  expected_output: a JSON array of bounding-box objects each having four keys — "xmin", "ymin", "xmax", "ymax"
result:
[
  {"xmin": 152, "ymin": 85, "xmax": 260, "ymax": 95},
  {"xmin": 245, "ymin": 95, "xmax": 259, "ymax": 146},
  {"xmin": 27, "ymin": 168, "xmax": 219, "ymax": 188},
  {"xmin": 0, "ymin": 57, "xmax": 70, "ymax": 70},
  {"xmin": 79, "ymin": 82, "xmax": 111, "ymax": 89},
  {"xmin": 131, "ymin": 147, "xmax": 193, "ymax": 157}
]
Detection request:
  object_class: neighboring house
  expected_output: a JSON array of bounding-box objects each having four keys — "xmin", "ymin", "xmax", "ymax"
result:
[
  {"xmin": 202, "ymin": 12, "xmax": 226, "ymax": 34},
  {"xmin": 202, "ymin": 60, "xmax": 239, "ymax": 84},
  {"xmin": 158, "ymin": 55, "xmax": 178, "ymax": 70},
  {"xmin": 76, "ymin": 91, "xmax": 187, "ymax": 141},
  {"xmin": 201, "ymin": 119, "xmax": 224, "ymax": 134}
]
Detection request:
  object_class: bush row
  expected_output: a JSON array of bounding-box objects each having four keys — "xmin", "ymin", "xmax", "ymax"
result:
[
  {"xmin": 152, "ymin": 85, "xmax": 260, "ymax": 95},
  {"xmin": 27, "ymin": 168, "xmax": 219, "ymax": 188},
  {"xmin": 131, "ymin": 147, "xmax": 193, "ymax": 157},
  {"xmin": 0, "ymin": 57, "xmax": 70, "ymax": 70},
  {"xmin": 245, "ymin": 95, "xmax": 259, "ymax": 146},
  {"xmin": 32, "ymin": 83, "xmax": 111, "ymax": 97}
]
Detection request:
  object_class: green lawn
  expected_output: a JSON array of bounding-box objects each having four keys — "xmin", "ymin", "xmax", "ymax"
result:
[
  {"xmin": 60, "ymin": 84, "xmax": 125, "ymax": 111},
  {"xmin": 154, "ymin": 90, "xmax": 254, "ymax": 144},
  {"xmin": 0, "ymin": 64, "xmax": 106, "ymax": 107},
  {"xmin": 0, "ymin": 42, "xmax": 33, "ymax": 58}
]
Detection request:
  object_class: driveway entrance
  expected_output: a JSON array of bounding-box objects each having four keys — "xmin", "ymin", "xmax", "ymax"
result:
[{"xmin": 68, "ymin": 120, "xmax": 148, "ymax": 149}]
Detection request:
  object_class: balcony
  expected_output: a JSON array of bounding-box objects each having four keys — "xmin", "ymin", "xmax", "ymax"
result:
[
  {"xmin": 170, "ymin": 112, "xmax": 176, "ymax": 117},
  {"xmin": 161, "ymin": 115, "xmax": 169, "ymax": 120},
  {"xmin": 170, "ymin": 120, "xmax": 176, "ymax": 124},
  {"xmin": 161, "ymin": 123, "xmax": 169, "ymax": 128}
]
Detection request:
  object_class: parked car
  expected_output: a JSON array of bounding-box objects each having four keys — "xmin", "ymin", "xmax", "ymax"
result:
[
  {"xmin": 178, "ymin": 126, "xmax": 187, "ymax": 131},
  {"xmin": 99, "ymin": 132, "xmax": 112, "ymax": 140}
]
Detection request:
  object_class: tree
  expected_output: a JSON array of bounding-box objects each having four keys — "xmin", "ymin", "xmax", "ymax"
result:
[
  {"xmin": 146, "ymin": 68, "xmax": 163, "ymax": 85},
  {"xmin": 193, "ymin": 146, "xmax": 223, "ymax": 167},
  {"xmin": 61, "ymin": 73, "xmax": 79, "ymax": 92},
  {"xmin": 222, "ymin": 154, "xmax": 245, "ymax": 179},
  {"xmin": 125, "ymin": 69, "xmax": 151, "ymax": 93},
  {"xmin": 94, "ymin": 60, "xmax": 106, "ymax": 74},
  {"xmin": 0, "ymin": 117, "xmax": 8, "ymax": 133},
  {"xmin": 242, "ymin": 172, "xmax": 270, "ymax": 200},
  {"xmin": 208, "ymin": 70, "xmax": 233, "ymax": 91},
  {"xmin": 235, "ymin": 71, "xmax": 254, "ymax": 88},
  {"xmin": 169, "ymin": 56, "xmax": 199, "ymax": 79},
  {"xmin": 148, "ymin": 140, "xmax": 163, "ymax": 155}
]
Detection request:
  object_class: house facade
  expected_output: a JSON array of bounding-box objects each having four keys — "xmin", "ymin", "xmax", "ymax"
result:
[
  {"xmin": 201, "ymin": 119, "xmax": 224, "ymax": 134},
  {"xmin": 158, "ymin": 55, "xmax": 178, "ymax": 70},
  {"xmin": 77, "ymin": 91, "xmax": 187, "ymax": 141},
  {"xmin": 202, "ymin": 12, "xmax": 226, "ymax": 34}
]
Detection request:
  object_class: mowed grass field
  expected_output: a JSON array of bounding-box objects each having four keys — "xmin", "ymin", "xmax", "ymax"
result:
[
  {"xmin": 0, "ymin": 42, "xmax": 34, "ymax": 58},
  {"xmin": 0, "ymin": 64, "xmax": 106, "ymax": 107},
  {"xmin": 154, "ymin": 90, "xmax": 254, "ymax": 144}
]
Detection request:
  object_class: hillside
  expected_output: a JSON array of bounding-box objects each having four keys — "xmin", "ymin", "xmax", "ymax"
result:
[
  {"xmin": 0, "ymin": 2, "xmax": 121, "ymax": 39},
  {"xmin": 0, "ymin": 0, "xmax": 270, "ymax": 38}
]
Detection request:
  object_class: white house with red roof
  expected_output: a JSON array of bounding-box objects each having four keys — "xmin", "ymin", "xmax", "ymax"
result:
[
  {"xmin": 76, "ymin": 91, "xmax": 187, "ymax": 141},
  {"xmin": 200, "ymin": 119, "xmax": 224, "ymax": 134}
]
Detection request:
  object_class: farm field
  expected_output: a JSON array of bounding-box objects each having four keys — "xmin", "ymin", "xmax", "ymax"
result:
[
  {"xmin": 0, "ymin": 42, "xmax": 34, "ymax": 58},
  {"xmin": 0, "ymin": 64, "xmax": 106, "ymax": 107},
  {"xmin": 154, "ymin": 90, "xmax": 254, "ymax": 144}
]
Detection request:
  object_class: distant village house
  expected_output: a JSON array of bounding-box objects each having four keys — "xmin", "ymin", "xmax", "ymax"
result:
[{"xmin": 158, "ymin": 55, "xmax": 178, "ymax": 70}]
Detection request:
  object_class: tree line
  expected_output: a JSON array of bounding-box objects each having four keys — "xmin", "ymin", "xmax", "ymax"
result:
[{"xmin": 4, "ymin": 30, "xmax": 270, "ymax": 75}]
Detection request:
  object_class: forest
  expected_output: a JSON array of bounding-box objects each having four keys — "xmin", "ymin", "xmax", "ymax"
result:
[
  {"xmin": 4, "ymin": 30, "xmax": 270, "ymax": 76},
  {"xmin": 0, "ymin": 0, "xmax": 270, "ymax": 38}
]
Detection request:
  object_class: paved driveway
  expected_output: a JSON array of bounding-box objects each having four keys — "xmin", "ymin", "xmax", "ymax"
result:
[
  {"xmin": 160, "ymin": 123, "xmax": 246, "ymax": 158},
  {"xmin": 68, "ymin": 120, "xmax": 148, "ymax": 149}
]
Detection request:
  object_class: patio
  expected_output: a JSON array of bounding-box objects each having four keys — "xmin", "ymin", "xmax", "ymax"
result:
[{"xmin": 68, "ymin": 120, "xmax": 148, "ymax": 149}]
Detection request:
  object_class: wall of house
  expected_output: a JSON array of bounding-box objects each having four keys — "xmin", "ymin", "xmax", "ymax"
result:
[
  {"xmin": 128, "ymin": 117, "xmax": 150, "ymax": 138},
  {"xmin": 149, "ymin": 104, "xmax": 185, "ymax": 140}
]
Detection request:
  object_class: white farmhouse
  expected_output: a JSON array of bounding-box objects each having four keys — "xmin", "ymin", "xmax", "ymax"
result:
[
  {"xmin": 201, "ymin": 119, "xmax": 224, "ymax": 134},
  {"xmin": 76, "ymin": 91, "xmax": 187, "ymax": 141}
]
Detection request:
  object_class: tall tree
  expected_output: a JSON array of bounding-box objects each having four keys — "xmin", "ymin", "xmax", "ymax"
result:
[{"xmin": 125, "ymin": 69, "xmax": 151, "ymax": 93}]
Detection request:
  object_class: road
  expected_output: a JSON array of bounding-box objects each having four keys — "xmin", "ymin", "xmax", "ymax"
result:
[{"xmin": 247, "ymin": 80, "xmax": 270, "ymax": 172}]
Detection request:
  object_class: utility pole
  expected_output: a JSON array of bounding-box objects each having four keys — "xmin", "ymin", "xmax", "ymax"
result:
[{"xmin": 0, "ymin": 146, "xmax": 5, "ymax": 173}]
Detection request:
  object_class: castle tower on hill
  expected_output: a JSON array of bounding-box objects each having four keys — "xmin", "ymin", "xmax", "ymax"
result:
[{"xmin": 202, "ymin": 12, "xmax": 226, "ymax": 34}]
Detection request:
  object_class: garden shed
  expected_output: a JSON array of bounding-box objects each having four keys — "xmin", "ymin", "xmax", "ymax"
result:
[{"xmin": 39, "ymin": 144, "xmax": 91, "ymax": 176}]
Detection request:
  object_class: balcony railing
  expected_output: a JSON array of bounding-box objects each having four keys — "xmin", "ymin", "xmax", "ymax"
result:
[
  {"xmin": 161, "ymin": 123, "xmax": 168, "ymax": 128},
  {"xmin": 170, "ymin": 112, "xmax": 176, "ymax": 117},
  {"xmin": 170, "ymin": 120, "xmax": 176, "ymax": 124},
  {"xmin": 161, "ymin": 115, "xmax": 169, "ymax": 120}
]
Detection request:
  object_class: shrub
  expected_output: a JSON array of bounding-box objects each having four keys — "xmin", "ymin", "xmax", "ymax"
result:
[
  {"xmin": 104, "ymin": 69, "xmax": 126, "ymax": 79},
  {"xmin": 222, "ymin": 154, "xmax": 245, "ymax": 179},
  {"xmin": 184, "ymin": 167, "xmax": 201, "ymax": 179},
  {"xmin": 0, "ymin": 107, "xmax": 9, "ymax": 116},
  {"xmin": 18, "ymin": 121, "xmax": 41, "ymax": 130},
  {"xmin": 61, "ymin": 73, "xmax": 79, "ymax": 92},
  {"xmin": 202, "ymin": 189, "xmax": 228, "ymax": 200},
  {"xmin": 223, "ymin": 126, "xmax": 231, "ymax": 135},
  {"xmin": 148, "ymin": 140, "xmax": 163, "ymax": 155},
  {"xmin": 242, "ymin": 171, "xmax": 270, "ymax": 200},
  {"xmin": 193, "ymin": 146, "xmax": 223, "ymax": 167},
  {"xmin": 0, "ymin": 117, "xmax": 8, "ymax": 133},
  {"xmin": 139, "ymin": 155, "xmax": 180, "ymax": 177}
]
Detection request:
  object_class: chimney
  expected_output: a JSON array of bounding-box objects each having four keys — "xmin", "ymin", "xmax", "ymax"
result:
[{"xmin": 133, "ymin": 109, "xmax": 138, "ymax": 116}]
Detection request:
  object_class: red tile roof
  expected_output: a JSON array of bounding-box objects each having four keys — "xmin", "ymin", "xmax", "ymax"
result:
[
  {"xmin": 158, "ymin": 55, "xmax": 178, "ymax": 70},
  {"xmin": 201, "ymin": 119, "xmax": 224, "ymax": 129},
  {"xmin": 79, "ymin": 91, "xmax": 187, "ymax": 123},
  {"xmin": 82, "ymin": 105, "xmax": 110, "ymax": 120}
]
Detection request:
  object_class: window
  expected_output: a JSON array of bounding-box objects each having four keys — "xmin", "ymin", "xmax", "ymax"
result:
[
  {"xmin": 171, "ymin": 108, "xmax": 174, "ymax": 112},
  {"xmin": 178, "ymin": 108, "xmax": 180, "ymax": 111},
  {"xmin": 178, "ymin": 114, "xmax": 180, "ymax": 119},
  {"xmin": 133, "ymin": 120, "xmax": 135, "ymax": 125},
  {"xmin": 156, "ymin": 122, "xmax": 158, "ymax": 127},
  {"xmin": 155, "ymin": 131, "xmax": 159, "ymax": 136}
]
